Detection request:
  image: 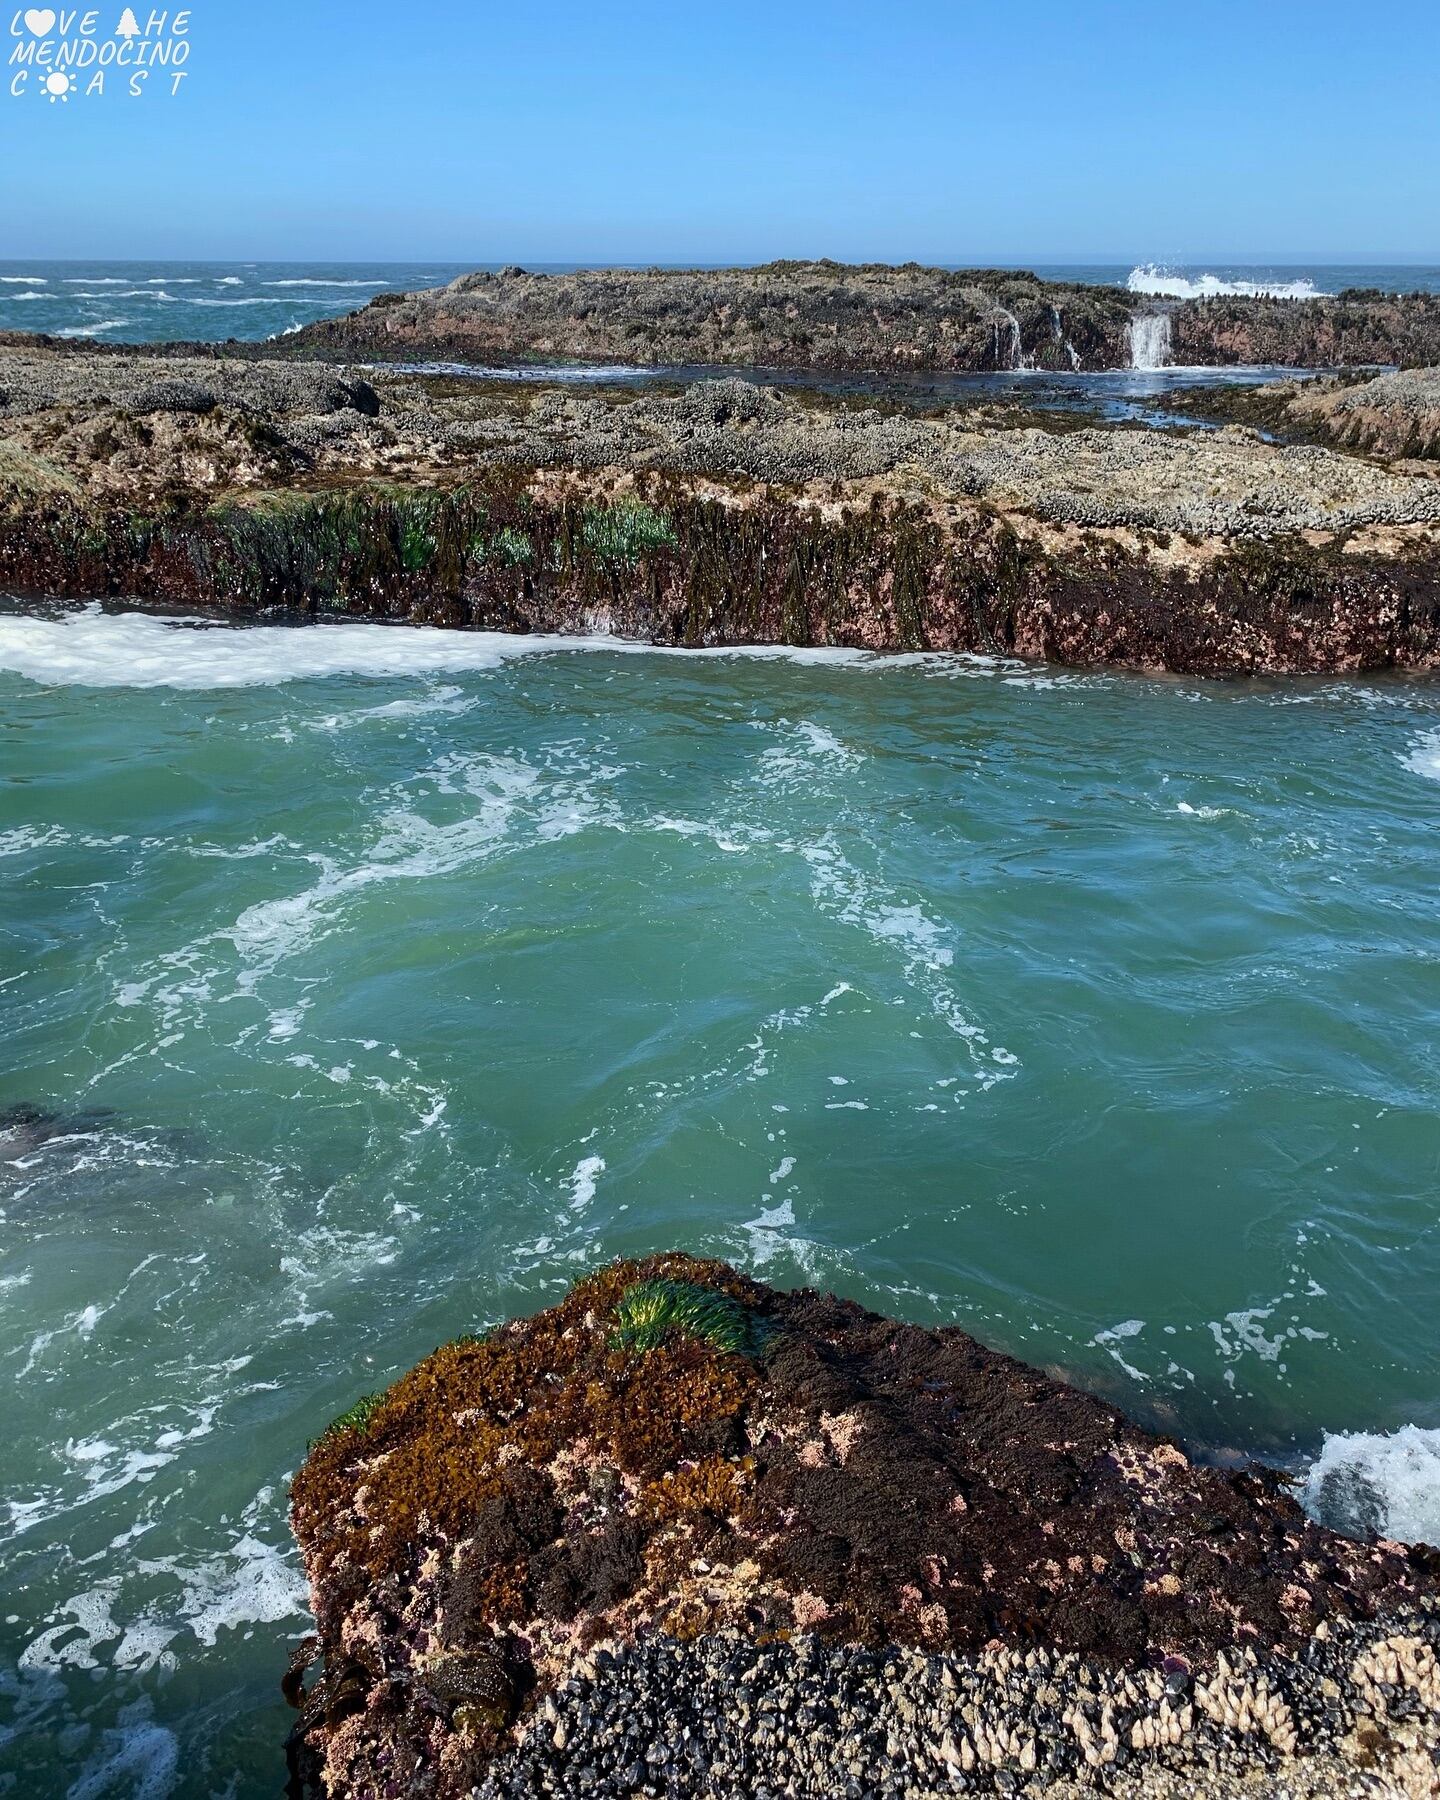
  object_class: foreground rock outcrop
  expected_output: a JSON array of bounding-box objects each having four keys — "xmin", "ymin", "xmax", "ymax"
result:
[
  {"xmin": 4, "ymin": 348, "xmax": 1440, "ymax": 675},
  {"xmin": 274, "ymin": 261, "xmax": 1440, "ymax": 373},
  {"xmin": 284, "ymin": 1255, "xmax": 1440, "ymax": 1798}
]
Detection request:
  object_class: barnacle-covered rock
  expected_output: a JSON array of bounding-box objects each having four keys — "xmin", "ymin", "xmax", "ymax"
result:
[{"xmin": 284, "ymin": 1255, "xmax": 1440, "ymax": 1797}]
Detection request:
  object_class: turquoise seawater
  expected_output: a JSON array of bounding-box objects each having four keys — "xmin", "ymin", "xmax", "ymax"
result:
[{"xmin": 2, "ymin": 606, "xmax": 1439, "ymax": 1796}]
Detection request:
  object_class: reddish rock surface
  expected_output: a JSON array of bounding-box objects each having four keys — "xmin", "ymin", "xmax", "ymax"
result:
[{"xmin": 283, "ymin": 1257, "xmax": 1439, "ymax": 1798}]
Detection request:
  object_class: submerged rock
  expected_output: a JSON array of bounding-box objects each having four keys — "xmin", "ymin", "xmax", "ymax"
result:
[
  {"xmin": 0, "ymin": 1102, "xmax": 118, "ymax": 1176},
  {"xmin": 284, "ymin": 1255, "xmax": 1440, "ymax": 1797}
]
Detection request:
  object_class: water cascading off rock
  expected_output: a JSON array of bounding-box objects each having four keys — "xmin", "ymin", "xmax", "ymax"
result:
[{"xmin": 1128, "ymin": 311, "xmax": 1172, "ymax": 370}]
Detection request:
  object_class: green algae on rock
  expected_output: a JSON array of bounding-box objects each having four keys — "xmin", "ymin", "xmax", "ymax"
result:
[
  {"xmin": 284, "ymin": 1256, "xmax": 1439, "ymax": 1799},
  {"xmin": 610, "ymin": 1278, "xmax": 766, "ymax": 1357}
]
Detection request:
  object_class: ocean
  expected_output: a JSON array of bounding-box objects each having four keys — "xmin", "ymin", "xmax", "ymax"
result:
[
  {"xmin": 2, "ymin": 606, "xmax": 1439, "ymax": 1794},
  {"xmin": 1, "ymin": 260, "xmax": 1437, "ymax": 346}
]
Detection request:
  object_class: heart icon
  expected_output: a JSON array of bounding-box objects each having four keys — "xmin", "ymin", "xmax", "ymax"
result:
[{"xmin": 24, "ymin": 8, "xmax": 56, "ymax": 32}]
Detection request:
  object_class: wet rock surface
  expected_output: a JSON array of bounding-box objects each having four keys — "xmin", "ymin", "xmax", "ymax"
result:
[
  {"xmin": 278, "ymin": 262, "xmax": 1137, "ymax": 373},
  {"xmin": 284, "ymin": 1256, "xmax": 1440, "ymax": 1798},
  {"xmin": 1170, "ymin": 289, "xmax": 1440, "ymax": 372}
]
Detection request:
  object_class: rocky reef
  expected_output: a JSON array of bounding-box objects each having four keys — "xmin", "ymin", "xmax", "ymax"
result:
[
  {"xmin": 278, "ymin": 263, "xmax": 1136, "ymax": 373},
  {"xmin": 4, "ymin": 347, "xmax": 1440, "ymax": 675},
  {"xmin": 284, "ymin": 1255, "xmax": 1440, "ymax": 1798},
  {"xmin": 272, "ymin": 262, "xmax": 1440, "ymax": 373},
  {"xmin": 1160, "ymin": 369, "xmax": 1440, "ymax": 463}
]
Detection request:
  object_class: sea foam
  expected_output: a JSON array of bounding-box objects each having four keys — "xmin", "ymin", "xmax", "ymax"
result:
[
  {"xmin": 56, "ymin": 319, "xmax": 130, "ymax": 338},
  {"xmin": 0, "ymin": 607, "xmax": 873, "ymax": 690},
  {"xmin": 264, "ymin": 278, "xmax": 391, "ymax": 288},
  {"xmin": 1402, "ymin": 728, "xmax": 1440, "ymax": 781},
  {"xmin": 1303, "ymin": 1424, "xmax": 1440, "ymax": 1547}
]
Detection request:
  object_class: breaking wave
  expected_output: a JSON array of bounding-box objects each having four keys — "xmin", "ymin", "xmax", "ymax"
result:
[
  {"xmin": 1126, "ymin": 264, "xmax": 1331, "ymax": 301},
  {"xmin": 263, "ymin": 278, "xmax": 392, "ymax": 288},
  {"xmin": 1302, "ymin": 1424, "xmax": 1440, "ymax": 1547},
  {"xmin": 56, "ymin": 319, "xmax": 131, "ymax": 338},
  {"xmin": 1402, "ymin": 728, "xmax": 1440, "ymax": 781}
]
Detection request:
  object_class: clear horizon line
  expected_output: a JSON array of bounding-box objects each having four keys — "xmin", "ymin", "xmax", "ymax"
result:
[{"xmin": 3, "ymin": 253, "xmax": 1438, "ymax": 269}]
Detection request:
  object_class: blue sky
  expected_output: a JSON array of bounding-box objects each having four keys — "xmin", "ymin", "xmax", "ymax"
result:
[{"xmin": 2, "ymin": 0, "xmax": 1437, "ymax": 262}]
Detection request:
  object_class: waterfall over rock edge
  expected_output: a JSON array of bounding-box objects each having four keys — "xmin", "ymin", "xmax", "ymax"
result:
[{"xmin": 1128, "ymin": 313, "xmax": 1172, "ymax": 370}]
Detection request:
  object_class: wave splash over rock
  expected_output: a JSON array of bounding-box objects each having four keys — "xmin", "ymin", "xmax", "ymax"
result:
[
  {"xmin": 1305, "ymin": 1425, "xmax": 1440, "ymax": 1548},
  {"xmin": 1127, "ymin": 263, "xmax": 1334, "ymax": 301}
]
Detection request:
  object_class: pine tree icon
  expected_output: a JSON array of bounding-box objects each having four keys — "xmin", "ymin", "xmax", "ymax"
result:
[{"xmin": 116, "ymin": 6, "xmax": 139, "ymax": 36}]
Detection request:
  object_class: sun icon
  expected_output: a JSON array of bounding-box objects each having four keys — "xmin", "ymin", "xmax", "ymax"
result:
[{"xmin": 43, "ymin": 71, "xmax": 73, "ymax": 103}]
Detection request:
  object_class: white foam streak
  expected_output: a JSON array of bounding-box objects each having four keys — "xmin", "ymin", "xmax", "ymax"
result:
[
  {"xmin": 65, "ymin": 1702, "xmax": 178, "ymax": 1800},
  {"xmin": 0, "ymin": 607, "xmax": 874, "ymax": 691},
  {"xmin": 567, "ymin": 1154, "xmax": 606, "ymax": 1212},
  {"xmin": 264, "ymin": 278, "xmax": 392, "ymax": 287},
  {"xmin": 172, "ymin": 1526, "xmax": 310, "ymax": 1646},
  {"xmin": 740, "ymin": 1195, "xmax": 821, "ymax": 1279},
  {"xmin": 1401, "ymin": 728, "xmax": 1440, "ymax": 782},
  {"xmin": 56, "ymin": 319, "xmax": 130, "ymax": 338}
]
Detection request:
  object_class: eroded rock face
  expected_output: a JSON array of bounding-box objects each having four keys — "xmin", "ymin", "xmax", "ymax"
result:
[
  {"xmin": 284, "ymin": 1256, "xmax": 1439, "ymax": 1798},
  {"xmin": 1148, "ymin": 370, "xmax": 1440, "ymax": 465},
  {"xmin": 1276, "ymin": 370, "xmax": 1440, "ymax": 463},
  {"xmin": 1172, "ymin": 290, "xmax": 1440, "ymax": 372}
]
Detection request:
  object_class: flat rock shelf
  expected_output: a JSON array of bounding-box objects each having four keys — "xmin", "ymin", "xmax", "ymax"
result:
[{"xmin": 284, "ymin": 1256, "xmax": 1440, "ymax": 1799}]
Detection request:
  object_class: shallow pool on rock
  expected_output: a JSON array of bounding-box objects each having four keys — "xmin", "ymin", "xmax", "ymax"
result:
[{"xmin": 1, "ymin": 606, "xmax": 1438, "ymax": 1796}]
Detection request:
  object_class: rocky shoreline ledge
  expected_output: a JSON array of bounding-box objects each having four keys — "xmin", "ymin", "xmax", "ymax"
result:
[
  {"xmin": 283, "ymin": 1255, "xmax": 1440, "ymax": 1799},
  {"xmin": 1155, "ymin": 368, "xmax": 1440, "ymax": 463},
  {"xmin": 273, "ymin": 262, "xmax": 1440, "ymax": 374},
  {"xmin": 3, "ymin": 346, "xmax": 1440, "ymax": 674}
]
